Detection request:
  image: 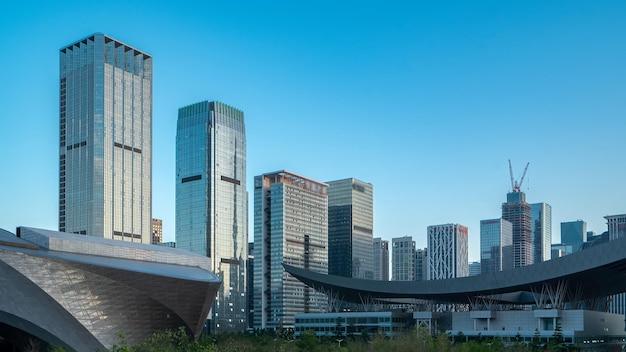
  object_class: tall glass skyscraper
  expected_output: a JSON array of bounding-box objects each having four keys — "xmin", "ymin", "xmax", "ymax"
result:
[
  {"xmin": 530, "ymin": 202, "xmax": 552, "ymax": 263},
  {"xmin": 327, "ymin": 178, "xmax": 374, "ymax": 280},
  {"xmin": 480, "ymin": 218, "xmax": 513, "ymax": 274},
  {"xmin": 59, "ymin": 34, "xmax": 152, "ymax": 242},
  {"xmin": 253, "ymin": 170, "xmax": 328, "ymax": 329},
  {"xmin": 175, "ymin": 101, "xmax": 247, "ymax": 332}
]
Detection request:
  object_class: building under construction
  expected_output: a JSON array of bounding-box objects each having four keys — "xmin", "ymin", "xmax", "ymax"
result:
[{"xmin": 502, "ymin": 161, "xmax": 532, "ymax": 268}]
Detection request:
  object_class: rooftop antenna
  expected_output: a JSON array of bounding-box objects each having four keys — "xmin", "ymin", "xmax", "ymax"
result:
[{"xmin": 508, "ymin": 159, "xmax": 529, "ymax": 193}]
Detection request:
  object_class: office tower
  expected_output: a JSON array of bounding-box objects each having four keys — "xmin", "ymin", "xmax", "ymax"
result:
[
  {"xmin": 59, "ymin": 34, "xmax": 152, "ymax": 241},
  {"xmin": 253, "ymin": 171, "xmax": 328, "ymax": 329},
  {"xmin": 391, "ymin": 236, "xmax": 415, "ymax": 281},
  {"xmin": 605, "ymin": 216, "xmax": 626, "ymax": 320},
  {"xmin": 373, "ymin": 238, "xmax": 389, "ymax": 281},
  {"xmin": 480, "ymin": 218, "xmax": 513, "ymax": 274},
  {"xmin": 605, "ymin": 214, "xmax": 626, "ymax": 240},
  {"xmin": 415, "ymin": 248, "xmax": 428, "ymax": 281},
  {"xmin": 151, "ymin": 218, "xmax": 162, "ymax": 245},
  {"xmin": 176, "ymin": 101, "xmax": 247, "ymax": 332},
  {"xmin": 530, "ymin": 203, "xmax": 552, "ymax": 263},
  {"xmin": 469, "ymin": 262, "xmax": 481, "ymax": 276},
  {"xmin": 502, "ymin": 192, "xmax": 532, "ymax": 268},
  {"xmin": 560, "ymin": 220, "xmax": 587, "ymax": 253},
  {"xmin": 327, "ymin": 178, "xmax": 374, "ymax": 279},
  {"xmin": 427, "ymin": 224, "xmax": 468, "ymax": 280},
  {"xmin": 247, "ymin": 242, "xmax": 254, "ymax": 329}
]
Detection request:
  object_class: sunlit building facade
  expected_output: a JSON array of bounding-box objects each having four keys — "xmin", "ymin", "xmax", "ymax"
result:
[
  {"xmin": 392, "ymin": 236, "xmax": 415, "ymax": 281},
  {"xmin": 427, "ymin": 224, "xmax": 468, "ymax": 280},
  {"xmin": 151, "ymin": 218, "xmax": 162, "ymax": 245},
  {"xmin": 59, "ymin": 34, "xmax": 152, "ymax": 242},
  {"xmin": 175, "ymin": 101, "xmax": 247, "ymax": 332},
  {"xmin": 480, "ymin": 218, "xmax": 512, "ymax": 274},
  {"xmin": 327, "ymin": 178, "xmax": 374, "ymax": 279},
  {"xmin": 253, "ymin": 170, "xmax": 328, "ymax": 329}
]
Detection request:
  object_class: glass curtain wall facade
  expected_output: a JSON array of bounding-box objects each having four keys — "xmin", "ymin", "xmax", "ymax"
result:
[
  {"xmin": 373, "ymin": 238, "xmax": 389, "ymax": 281},
  {"xmin": 253, "ymin": 171, "xmax": 328, "ymax": 330},
  {"xmin": 415, "ymin": 248, "xmax": 427, "ymax": 281},
  {"xmin": 327, "ymin": 178, "xmax": 374, "ymax": 280},
  {"xmin": 560, "ymin": 220, "xmax": 587, "ymax": 253},
  {"xmin": 427, "ymin": 224, "xmax": 469, "ymax": 280},
  {"xmin": 480, "ymin": 218, "xmax": 513, "ymax": 274},
  {"xmin": 391, "ymin": 236, "xmax": 415, "ymax": 281},
  {"xmin": 502, "ymin": 192, "xmax": 532, "ymax": 268},
  {"xmin": 530, "ymin": 203, "xmax": 552, "ymax": 263},
  {"xmin": 175, "ymin": 101, "xmax": 247, "ymax": 332},
  {"xmin": 59, "ymin": 34, "xmax": 152, "ymax": 242}
]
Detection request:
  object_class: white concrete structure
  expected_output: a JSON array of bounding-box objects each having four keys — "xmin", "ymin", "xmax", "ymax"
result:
[{"xmin": 427, "ymin": 224, "xmax": 468, "ymax": 280}]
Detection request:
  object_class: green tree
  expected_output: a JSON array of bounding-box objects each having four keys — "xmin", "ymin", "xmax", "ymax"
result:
[
  {"xmin": 296, "ymin": 330, "xmax": 320, "ymax": 352},
  {"xmin": 334, "ymin": 316, "xmax": 345, "ymax": 339}
]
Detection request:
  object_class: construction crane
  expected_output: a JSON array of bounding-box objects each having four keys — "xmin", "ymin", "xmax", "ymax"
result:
[{"xmin": 508, "ymin": 159, "xmax": 529, "ymax": 193}]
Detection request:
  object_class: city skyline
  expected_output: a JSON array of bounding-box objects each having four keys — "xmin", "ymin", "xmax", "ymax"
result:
[{"xmin": 1, "ymin": 1, "xmax": 626, "ymax": 262}]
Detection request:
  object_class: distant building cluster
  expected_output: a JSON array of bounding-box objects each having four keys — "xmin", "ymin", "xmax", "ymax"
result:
[{"xmin": 52, "ymin": 32, "xmax": 626, "ymax": 338}]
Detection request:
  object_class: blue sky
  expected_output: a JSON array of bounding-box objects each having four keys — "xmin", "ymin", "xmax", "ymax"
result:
[{"xmin": 1, "ymin": 1, "xmax": 625, "ymax": 261}]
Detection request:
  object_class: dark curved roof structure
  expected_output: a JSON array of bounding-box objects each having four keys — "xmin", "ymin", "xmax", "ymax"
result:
[
  {"xmin": 0, "ymin": 227, "xmax": 221, "ymax": 352},
  {"xmin": 284, "ymin": 233, "xmax": 626, "ymax": 305}
]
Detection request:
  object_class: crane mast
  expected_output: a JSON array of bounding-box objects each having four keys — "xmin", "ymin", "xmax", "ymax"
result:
[{"xmin": 508, "ymin": 160, "xmax": 530, "ymax": 192}]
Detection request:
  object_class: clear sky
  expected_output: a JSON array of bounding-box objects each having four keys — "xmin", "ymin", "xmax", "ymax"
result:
[{"xmin": 1, "ymin": 1, "xmax": 625, "ymax": 261}]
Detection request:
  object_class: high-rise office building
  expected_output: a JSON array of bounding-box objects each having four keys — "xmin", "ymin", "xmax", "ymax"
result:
[
  {"xmin": 427, "ymin": 224, "xmax": 468, "ymax": 280},
  {"xmin": 59, "ymin": 34, "xmax": 152, "ymax": 241},
  {"xmin": 415, "ymin": 248, "xmax": 428, "ymax": 281},
  {"xmin": 468, "ymin": 262, "xmax": 481, "ymax": 276},
  {"xmin": 605, "ymin": 214, "xmax": 626, "ymax": 240},
  {"xmin": 560, "ymin": 220, "xmax": 586, "ymax": 253},
  {"xmin": 502, "ymin": 192, "xmax": 532, "ymax": 268},
  {"xmin": 175, "ymin": 101, "xmax": 247, "ymax": 332},
  {"xmin": 530, "ymin": 203, "xmax": 552, "ymax": 263},
  {"xmin": 151, "ymin": 218, "xmax": 162, "ymax": 245},
  {"xmin": 391, "ymin": 236, "xmax": 415, "ymax": 281},
  {"xmin": 327, "ymin": 178, "xmax": 374, "ymax": 279},
  {"xmin": 373, "ymin": 238, "xmax": 389, "ymax": 281},
  {"xmin": 253, "ymin": 171, "xmax": 328, "ymax": 329},
  {"xmin": 480, "ymin": 218, "xmax": 513, "ymax": 274},
  {"xmin": 605, "ymin": 215, "xmax": 626, "ymax": 320}
]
